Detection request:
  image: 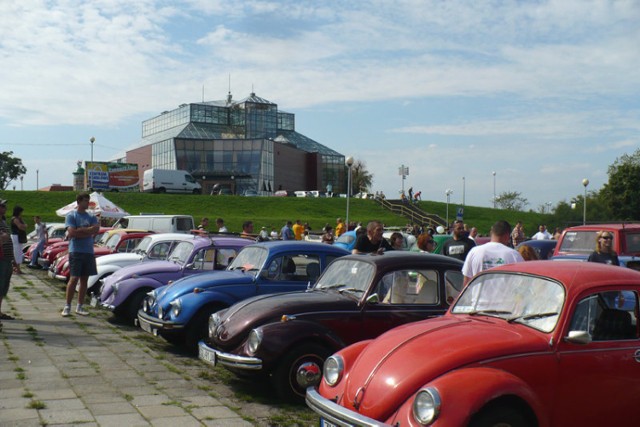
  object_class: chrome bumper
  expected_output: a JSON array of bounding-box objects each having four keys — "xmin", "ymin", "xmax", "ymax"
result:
[
  {"xmin": 306, "ymin": 387, "xmax": 389, "ymax": 427},
  {"xmin": 137, "ymin": 311, "xmax": 185, "ymax": 333},
  {"xmin": 197, "ymin": 340, "xmax": 262, "ymax": 370}
]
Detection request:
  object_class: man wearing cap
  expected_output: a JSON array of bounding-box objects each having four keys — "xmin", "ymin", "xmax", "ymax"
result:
[
  {"xmin": 62, "ymin": 192, "xmax": 100, "ymax": 317},
  {"xmin": 0, "ymin": 199, "xmax": 16, "ymax": 322}
]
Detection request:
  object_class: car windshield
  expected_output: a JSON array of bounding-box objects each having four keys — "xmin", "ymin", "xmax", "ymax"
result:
[
  {"xmin": 168, "ymin": 241, "xmax": 195, "ymax": 265},
  {"xmin": 335, "ymin": 234, "xmax": 355, "ymax": 244},
  {"xmin": 134, "ymin": 236, "xmax": 153, "ymax": 254},
  {"xmin": 227, "ymin": 246, "xmax": 268, "ymax": 275},
  {"xmin": 105, "ymin": 234, "xmax": 122, "ymax": 250},
  {"xmin": 559, "ymin": 231, "xmax": 602, "ymax": 254},
  {"xmin": 314, "ymin": 259, "xmax": 375, "ymax": 295},
  {"xmin": 452, "ymin": 273, "xmax": 565, "ymax": 333}
]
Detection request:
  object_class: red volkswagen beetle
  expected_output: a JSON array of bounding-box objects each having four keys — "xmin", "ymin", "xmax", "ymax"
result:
[{"xmin": 308, "ymin": 261, "xmax": 640, "ymax": 427}]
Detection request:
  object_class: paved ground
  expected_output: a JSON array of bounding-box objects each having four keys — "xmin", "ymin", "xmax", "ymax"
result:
[{"xmin": 0, "ymin": 268, "xmax": 316, "ymax": 426}]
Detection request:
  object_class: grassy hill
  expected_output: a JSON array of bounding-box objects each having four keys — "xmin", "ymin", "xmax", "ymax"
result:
[{"xmin": 0, "ymin": 190, "xmax": 552, "ymax": 236}]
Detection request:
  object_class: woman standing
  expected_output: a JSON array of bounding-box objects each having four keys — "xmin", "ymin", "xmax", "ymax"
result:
[
  {"xmin": 587, "ymin": 230, "xmax": 619, "ymax": 266},
  {"xmin": 10, "ymin": 205, "xmax": 27, "ymax": 274}
]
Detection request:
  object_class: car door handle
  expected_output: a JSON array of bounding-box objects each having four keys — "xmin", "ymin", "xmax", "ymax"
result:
[{"xmin": 634, "ymin": 349, "xmax": 640, "ymax": 363}]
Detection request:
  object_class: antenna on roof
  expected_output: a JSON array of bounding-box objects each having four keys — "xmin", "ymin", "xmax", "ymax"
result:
[{"xmin": 227, "ymin": 74, "xmax": 232, "ymax": 104}]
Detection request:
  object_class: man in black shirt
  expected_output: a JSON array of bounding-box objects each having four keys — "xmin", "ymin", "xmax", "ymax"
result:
[
  {"xmin": 353, "ymin": 221, "xmax": 394, "ymax": 255},
  {"xmin": 442, "ymin": 220, "xmax": 476, "ymax": 261}
]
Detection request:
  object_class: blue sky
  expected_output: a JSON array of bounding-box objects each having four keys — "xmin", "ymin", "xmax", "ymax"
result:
[{"xmin": 1, "ymin": 0, "xmax": 639, "ymax": 211}]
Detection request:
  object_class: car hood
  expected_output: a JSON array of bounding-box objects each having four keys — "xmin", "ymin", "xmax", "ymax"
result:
[
  {"xmin": 155, "ymin": 270, "xmax": 250, "ymax": 303},
  {"xmin": 96, "ymin": 253, "xmax": 142, "ymax": 267},
  {"xmin": 214, "ymin": 290, "xmax": 355, "ymax": 347},
  {"xmin": 339, "ymin": 315, "xmax": 551, "ymax": 420},
  {"xmin": 104, "ymin": 260, "xmax": 183, "ymax": 286}
]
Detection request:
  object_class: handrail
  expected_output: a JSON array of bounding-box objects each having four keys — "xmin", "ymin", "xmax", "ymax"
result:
[{"xmin": 374, "ymin": 198, "xmax": 447, "ymax": 228}]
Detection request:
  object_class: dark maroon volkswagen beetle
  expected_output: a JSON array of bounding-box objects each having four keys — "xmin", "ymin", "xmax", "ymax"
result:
[{"xmin": 198, "ymin": 252, "xmax": 464, "ymax": 402}]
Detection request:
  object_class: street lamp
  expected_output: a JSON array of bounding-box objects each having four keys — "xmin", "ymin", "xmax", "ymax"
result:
[
  {"xmin": 36, "ymin": 169, "xmax": 39, "ymax": 191},
  {"xmin": 398, "ymin": 164, "xmax": 409, "ymax": 196},
  {"xmin": 582, "ymin": 178, "xmax": 589, "ymax": 225},
  {"xmin": 445, "ymin": 188, "xmax": 453, "ymax": 227},
  {"xmin": 492, "ymin": 171, "xmax": 496, "ymax": 209},
  {"xmin": 20, "ymin": 176, "xmax": 23, "ymax": 191},
  {"xmin": 89, "ymin": 136, "xmax": 95, "ymax": 190},
  {"xmin": 462, "ymin": 176, "xmax": 466, "ymax": 207},
  {"xmin": 346, "ymin": 156, "xmax": 354, "ymax": 229},
  {"xmin": 546, "ymin": 202, "xmax": 552, "ymax": 214}
]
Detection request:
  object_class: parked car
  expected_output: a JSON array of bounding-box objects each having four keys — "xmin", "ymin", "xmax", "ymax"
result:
[
  {"xmin": 85, "ymin": 233, "xmax": 199, "ymax": 297},
  {"xmin": 137, "ymin": 241, "xmax": 350, "ymax": 352},
  {"xmin": 307, "ymin": 260, "xmax": 640, "ymax": 427},
  {"xmin": 553, "ymin": 223, "xmax": 640, "ymax": 269},
  {"xmin": 516, "ymin": 239, "xmax": 558, "ymax": 260},
  {"xmin": 95, "ymin": 236, "xmax": 251, "ymax": 323},
  {"xmin": 23, "ymin": 222, "xmax": 66, "ymax": 263},
  {"xmin": 198, "ymin": 252, "xmax": 464, "ymax": 402},
  {"xmin": 333, "ymin": 230, "xmax": 358, "ymax": 252},
  {"xmin": 38, "ymin": 226, "xmax": 113, "ymax": 268},
  {"xmin": 49, "ymin": 230, "xmax": 153, "ymax": 283}
]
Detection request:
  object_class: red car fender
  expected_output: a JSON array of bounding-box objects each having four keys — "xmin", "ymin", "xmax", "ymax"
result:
[
  {"xmin": 389, "ymin": 367, "xmax": 550, "ymax": 427},
  {"xmin": 317, "ymin": 340, "xmax": 373, "ymax": 400}
]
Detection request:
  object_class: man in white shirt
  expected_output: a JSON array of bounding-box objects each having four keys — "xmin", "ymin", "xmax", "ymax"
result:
[
  {"xmin": 462, "ymin": 220, "xmax": 524, "ymax": 286},
  {"xmin": 531, "ymin": 225, "xmax": 552, "ymax": 240}
]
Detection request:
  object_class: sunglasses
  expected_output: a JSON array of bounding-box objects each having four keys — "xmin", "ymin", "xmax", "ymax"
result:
[{"xmin": 601, "ymin": 236, "xmax": 612, "ymax": 240}]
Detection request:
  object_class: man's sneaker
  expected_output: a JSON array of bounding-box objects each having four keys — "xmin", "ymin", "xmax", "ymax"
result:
[
  {"xmin": 61, "ymin": 306, "xmax": 71, "ymax": 317},
  {"xmin": 75, "ymin": 306, "xmax": 89, "ymax": 316}
]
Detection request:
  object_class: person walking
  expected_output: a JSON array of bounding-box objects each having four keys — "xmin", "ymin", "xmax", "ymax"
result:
[
  {"xmin": 292, "ymin": 220, "xmax": 304, "ymax": 240},
  {"xmin": 462, "ymin": 220, "xmax": 524, "ymax": 286},
  {"xmin": 10, "ymin": 205, "xmax": 27, "ymax": 274},
  {"xmin": 587, "ymin": 231, "xmax": 619, "ymax": 266},
  {"xmin": 511, "ymin": 221, "xmax": 525, "ymax": 247},
  {"xmin": 335, "ymin": 218, "xmax": 346, "ymax": 238},
  {"xmin": 280, "ymin": 221, "xmax": 294, "ymax": 240},
  {"xmin": 28, "ymin": 216, "xmax": 47, "ymax": 269},
  {"xmin": 240, "ymin": 221, "xmax": 254, "ymax": 238},
  {"xmin": 198, "ymin": 217, "xmax": 209, "ymax": 231},
  {"xmin": 216, "ymin": 218, "xmax": 228, "ymax": 233},
  {"xmin": 0, "ymin": 199, "xmax": 16, "ymax": 321},
  {"xmin": 62, "ymin": 192, "xmax": 100, "ymax": 317}
]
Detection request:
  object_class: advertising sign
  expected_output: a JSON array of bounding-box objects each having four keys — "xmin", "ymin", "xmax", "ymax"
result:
[{"xmin": 86, "ymin": 162, "xmax": 139, "ymax": 191}]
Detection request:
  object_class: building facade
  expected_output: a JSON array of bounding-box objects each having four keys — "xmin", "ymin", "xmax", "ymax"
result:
[{"xmin": 126, "ymin": 92, "xmax": 346, "ymax": 195}]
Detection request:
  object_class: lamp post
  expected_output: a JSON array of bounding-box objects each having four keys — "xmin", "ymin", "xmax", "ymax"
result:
[
  {"xmin": 346, "ymin": 156, "xmax": 354, "ymax": 229},
  {"xmin": 492, "ymin": 171, "xmax": 496, "ymax": 208},
  {"xmin": 399, "ymin": 164, "xmax": 409, "ymax": 196},
  {"xmin": 36, "ymin": 169, "xmax": 39, "ymax": 191},
  {"xmin": 462, "ymin": 176, "xmax": 466, "ymax": 207},
  {"xmin": 546, "ymin": 201, "xmax": 552, "ymax": 214},
  {"xmin": 89, "ymin": 136, "xmax": 95, "ymax": 190},
  {"xmin": 20, "ymin": 176, "xmax": 23, "ymax": 191},
  {"xmin": 582, "ymin": 178, "xmax": 589, "ymax": 225},
  {"xmin": 445, "ymin": 188, "xmax": 453, "ymax": 227}
]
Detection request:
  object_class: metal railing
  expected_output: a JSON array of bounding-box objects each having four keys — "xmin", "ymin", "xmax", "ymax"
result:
[{"xmin": 375, "ymin": 198, "xmax": 447, "ymax": 228}]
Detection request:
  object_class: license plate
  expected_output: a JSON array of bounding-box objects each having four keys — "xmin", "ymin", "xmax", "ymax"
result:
[
  {"xmin": 320, "ymin": 419, "xmax": 341, "ymax": 427},
  {"xmin": 90, "ymin": 296, "xmax": 98, "ymax": 307},
  {"xmin": 140, "ymin": 319, "xmax": 154, "ymax": 334},
  {"xmin": 198, "ymin": 345, "xmax": 217, "ymax": 366},
  {"xmin": 48, "ymin": 270, "xmax": 55, "ymax": 279}
]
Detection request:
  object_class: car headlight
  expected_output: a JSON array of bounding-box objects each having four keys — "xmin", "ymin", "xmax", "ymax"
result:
[
  {"xmin": 63, "ymin": 261, "xmax": 69, "ymax": 271},
  {"xmin": 247, "ymin": 329, "xmax": 263, "ymax": 354},
  {"xmin": 169, "ymin": 299, "xmax": 182, "ymax": 317},
  {"xmin": 323, "ymin": 355, "xmax": 344, "ymax": 386},
  {"xmin": 208, "ymin": 312, "xmax": 222, "ymax": 338},
  {"xmin": 412, "ymin": 388, "xmax": 441, "ymax": 425}
]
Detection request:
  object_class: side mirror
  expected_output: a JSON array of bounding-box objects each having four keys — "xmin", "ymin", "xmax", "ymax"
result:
[
  {"xmin": 565, "ymin": 330, "xmax": 592, "ymax": 345},
  {"xmin": 366, "ymin": 293, "xmax": 380, "ymax": 304}
]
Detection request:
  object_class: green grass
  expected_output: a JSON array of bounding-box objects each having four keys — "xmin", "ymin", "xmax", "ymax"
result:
[{"xmin": 0, "ymin": 190, "xmax": 552, "ymax": 235}]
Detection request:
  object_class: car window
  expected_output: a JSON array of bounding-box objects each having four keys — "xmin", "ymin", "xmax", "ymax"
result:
[
  {"xmin": 119, "ymin": 238, "xmax": 142, "ymax": 253},
  {"xmin": 569, "ymin": 290, "xmax": 637, "ymax": 341},
  {"xmin": 264, "ymin": 254, "xmax": 320, "ymax": 282},
  {"xmin": 445, "ymin": 270, "xmax": 464, "ymax": 304},
  {"xmin": 378, "ymin": 269, "xmax": 440, "ymax": 305},
  {"xmin": 216, "ymin": 248, "xmax": 238, "ymax": 269},
  {"xmin": 148, "ymin": 242, "xmax": 173, "ymax": 259},
  {"xmin": 192, "ymin": 248, "xmax": 217, "ymax": 271},
  {"xmin": 625, "ymin": 233, "xmax": 640, "ymax": 254},
  {"xmin": 559, "ymin": 231, "xmax": 602, "ymax": 254},
  {"xmin": 106, "ymin": 234, "xmax": 122, "ymax": 250}
]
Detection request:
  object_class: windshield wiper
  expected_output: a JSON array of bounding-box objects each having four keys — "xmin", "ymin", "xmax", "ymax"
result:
[
  {"xmin": 319, "ymin": 283, "xmax": 350, "ymax": 291},
  {"xmin": 507, "ymin": 312, "xmax": 559, "ymax": 323},
  {"xmin": 338, "ymin": 288, "xmax": 364, "ymax": 294},
  {"xmin": 468, "ymin": 310, "xmax": 512, "ymax": 318}
]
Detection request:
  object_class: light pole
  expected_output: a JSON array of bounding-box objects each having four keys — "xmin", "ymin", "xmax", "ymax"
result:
[
  {"xmin": 346, "ymin": 156, "xmax": 354, "ymax": 229},
  {"xmin": 399, "ymin": 164, "xmax": 409, "ymax": 196},
  {"xmin": 20, "ymin": 176, "xmax": 23, "ymax": 191},
  {"xmin": 445, "ymin": 188, "xmax": 453, "ymax": 227},
  {"xmin": 36, "ymin": 169, "xmax": 39, "ymax": 190},
  {"xmin": 89, "ymin": 136, "xmax": 95, "ymax": 190},
  {"xmin": 546, "ymin": 202, "xmax": 552, "ymax": 214},
  {"xmin": 492, "ymin": 171, "xmax": 496, "ymax": 208},
  {"xmin": 582, "ymin": 178, "xmax": 589, "ymax": 225},
  {"xmin": 462, "ymin": 176, "xmax": 466, "ymax": 207}
]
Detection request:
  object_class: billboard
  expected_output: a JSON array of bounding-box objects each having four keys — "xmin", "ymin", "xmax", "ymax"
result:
[{"xmin": 85, "ymin": 161, "xmax": 139, "ymax": 191}]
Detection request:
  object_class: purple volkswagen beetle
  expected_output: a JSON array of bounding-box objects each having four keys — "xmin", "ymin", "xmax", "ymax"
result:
[{"xmin": 93, "ymin": 236, "xmax": 251, "ymax": 322}]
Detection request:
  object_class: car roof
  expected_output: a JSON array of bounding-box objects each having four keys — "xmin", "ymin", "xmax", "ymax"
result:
[
  {"xmin": 485, "ymin": 261, "xmax": 640, "ymax": 295},
  {"xmin": 141, "ymin": 233, "xmax": 197, "ymax": 242},
  {"xmin": 247, "ymin": 240, "xmax": 350, "ymax": 253},
  {"xmin": 562, "ymin": 224, "xmax": 640, "ymax": 232},
  {"xmin": 335, "ymin": 251, "xmax": 464, "ymax": 268}
]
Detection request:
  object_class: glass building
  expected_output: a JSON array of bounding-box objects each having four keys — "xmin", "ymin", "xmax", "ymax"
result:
[{"xmin": 127, "ymin": 92, "xmax": 346, "ymax": 195}]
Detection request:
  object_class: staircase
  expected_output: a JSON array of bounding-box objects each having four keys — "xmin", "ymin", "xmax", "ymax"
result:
[{"xmin": 375, "ymin": 199, "xmax": 447, "ymax": 228}]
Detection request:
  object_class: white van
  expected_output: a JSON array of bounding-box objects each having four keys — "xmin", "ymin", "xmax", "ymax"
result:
[
  {"xmin": 115, "ymin": 215, "xmax": 195, "ymax": 234},
  {"xmin": 142, "ymin": 169, "xmax": 202, "ymax": 194}
]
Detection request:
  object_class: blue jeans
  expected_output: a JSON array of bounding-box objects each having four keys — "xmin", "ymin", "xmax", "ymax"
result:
[{"xmin": 30, "ymin": 240, "xmax": 46, "ymax": 267}]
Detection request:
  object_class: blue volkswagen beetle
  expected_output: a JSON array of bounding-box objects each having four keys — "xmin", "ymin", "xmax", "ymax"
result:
[{"xmin": 136, "ymin": 241, "xmax": 349, "ymax": 352}]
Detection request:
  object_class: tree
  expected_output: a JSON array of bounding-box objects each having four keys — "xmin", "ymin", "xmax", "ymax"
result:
[
  {"xmin": 493, "ymin": 191, "xmax": 528, "ymax": 211},
  {"xmin": 0, "ymin": 151, "xmax": 26, "ymax": 190},
  {"xmin": 349, "ymin": 159, "xmax": 373, "ymax": 194},
  {"xmin": 600, "ymin": 149, "xmax": 640, "ymax": 220}
]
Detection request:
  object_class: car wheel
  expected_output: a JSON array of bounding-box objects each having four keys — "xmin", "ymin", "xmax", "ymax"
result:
[
  {"xmin": 125, "ymin": 289, "xmax": 149, "ymax": 324},
  {"xmin": 470, "ymin": 404, "xmax": 531, "ymax": 427},
  {"xmin": 185, "ymin": 307, "xmax": 223, "ymax": 355},
  {"xmin": 88, "ymin": 272, "xmax": 111, "ymax": 296},
  {"xmin": 158, "ymin": 187, "xmax": 166, "ymax": 193},
  {"xmin": 272, "ymin": 343, "xmax": 331, "ymax": 403}
]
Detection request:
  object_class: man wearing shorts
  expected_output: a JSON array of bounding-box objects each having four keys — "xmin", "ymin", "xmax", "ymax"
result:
[{"xmin": 62, "ymin": 192, "xmax": 99, "ymax": 317}]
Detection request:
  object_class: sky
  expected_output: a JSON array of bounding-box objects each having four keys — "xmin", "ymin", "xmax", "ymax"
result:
[{"xmin": 1, "ymin": 0, "xmax": 639, "ymax": 211}]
